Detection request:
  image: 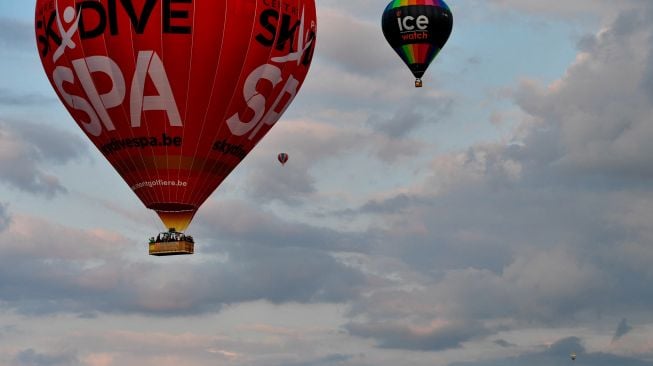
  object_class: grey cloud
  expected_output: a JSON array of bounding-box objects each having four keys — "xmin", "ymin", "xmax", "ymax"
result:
[
  {"xmin": 242, "ymin": 157, "xmax": 317, "ymax": 206},
  {"xmin": 576, "ymin": 34, "xmax": 598, "ymax": 53},
  {"xmin": 510, "ymin": 7, "xmax": 653, "ymax": 182},
  {"xmin": 341, "ymin": 249, "xmax": 605, "ymax": 347},
  {"xmin": 240, "ymin": 115, "xmax": 434, "ymax": 206},
  {"xmin": 333, "ymin": 5, "xmax": 653, "ymax": 338},
  {"xmin": 451, "ymin": 337, "xmax": 653, "ymax": 366},
  {"xmin": 0, "ymin": 120, "xmax": 88, "ymax": 197},
  {"xmin": 369, "ymin": 101, "xmax": 452, "ymax": 139},
  {"xmin": 196, "ymin": 200, "xmax": 369, "ymax": 253},
  {"xmin": 0, "ymin": 213, "xmax": 366, "ymax": 316},
  {"xmin": 467, "ymin": 56, "xmax": 482, "ymax": 65},
  {"xmin": 357, "ymin": 193, "xmax": 419, "ymax": 214},
  {"xmin": 317, "ymin": 8, "xmax": 395, "ymax": 76},
  {"xmin": 431, "ymin": 256, "xmax": 605, "ymax": 324},
  {"xmin": 345, "ymin": 320, "xmax": 488, "ymax": 351},
  {"xmin": 0, "ymin": 256, "xmax": 344, "ymax": 316},
  {"xmin": 642, "ymin": 30, "xmax": 653, "ymax": 103},
  {"xmin": 239, "ymin": 120, "xmax": 359, "ymax": 205},
  {"xmin": 611, "ymin": 9, "xmax": 651, "ymax": 36},
  {"xmin": 486, "ymin": 0, "xmax": 644, "ymax": 18},
  {"xmin": 279, "ymin": 353, "xmax": 357, "ymax": 366},
  {"xmin": 0, "ymin": 89, "xmax": 57, "ymax": 106},
  {"xmin": 10, "ymin": 120, "xmax": 87, "ymax": 163},
  {"xmin": 613, "ymin": 318, "xmax": 633, "ymax": 342},
  {"xmin": 11, "ymin": 349, "xmax": 81, "ymax": 366},
  {"xmin": 345, "ymin": 147, "xmax": 653, "ymax": 326},
  {"xmin": 0, "ymin": 203, "xmax": 9, "ymax": 232},
  {"xmin": 493, "ymin": 339, "xmax": 515, "ymax": 347},
  {"xmin": 0, "ymin": 324, "xmax": 18, "ymax": 340},
  {"xmin": 317, "ymin": 1, "xmax": 383, "ymax": 22},
  {"xmin": 0, "ymin": 17, "xmax": 34, "ymax": 51},
  {"xmin": 206, "ymin": 246, "xmax": 366, "ymax": 306}
]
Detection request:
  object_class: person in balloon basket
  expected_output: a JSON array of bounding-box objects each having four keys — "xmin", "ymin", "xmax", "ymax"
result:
[{"xmin": 150, "ymin": 229, "xmax": 194, "ymax": 244}]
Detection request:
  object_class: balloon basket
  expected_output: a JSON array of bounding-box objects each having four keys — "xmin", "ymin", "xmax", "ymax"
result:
[
  {"xmin": 415, "ymin": 79, "xmax": 423, "ymax": 88},
  {"xmin": 149, "ymin": 229, "xmax": 195, "ymax": 256},
  {"xmin": 149, "ymin": 240, "xmax": 194, "ymax": 256}
]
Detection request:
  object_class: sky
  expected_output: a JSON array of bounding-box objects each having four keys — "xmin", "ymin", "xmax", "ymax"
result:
[{"xmin": 1, "ymin": 0, "xmax": 653, "ymax": 365}]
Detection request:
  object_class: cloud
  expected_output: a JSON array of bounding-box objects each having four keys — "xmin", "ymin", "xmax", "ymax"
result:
[
  {"xmin": 11, "ymin": 349, "xmax": 81, "ymax": 366},
  {"xmin": 337, "ymin": 250, "xmax": 604, "ymax": 351},
  {"xmin": 240, "ymin": 119, "xmax": 358, "ymax": 205},
  {"xmin": 0, "ymin": 324, "xmax": 18, "ymax": 340},
  {"xmin": 0, "ymin": 211, "xmax": 366, "ymax": 316},
  {"xmin": 493, "ymin": 339, "xmax": 515, "ymax": 348},
  {"xmin": 433, "ymin": 253, "xmax": 604, "ymax": 323},
  {"xmin": 0, "ymin": 17, "xmax": 34, "ymax": 51},
  {"xmin": 0, "ymin": 203, "xmax": 9, "ymax": 232},
  {"xmin": 369, "ymin": 101, "xmax": 452, "ymax": 139},
  {"xmin": 280, "ymin": 353, "xmax": 357, "ymax": 366},
  {"xmin": 317, "ymin": 1, "xmax": 385, "ymax": 22},
  {"xmin": 0, "ymin": 120, "xmax": 87, "ymax": 197},
  {"xmin": 613, "ymin": 318, "xmax": 634, "ymax": 342},
  {"xmin": 0, "ymin": 89, "xmax": 57, "ymax": 106},
  {"xmin": 316, "ymin": 7, "xmax": 397, "ymax": 77},
  {"xmin": 240, "ymin": 118, "xmax": 428, "ymax": 204},
  {"xmin": 328, "ymin": 5, "xmax": 653, "ymax": 349},
  {"xmin": 486, "ymin": 0, "xmax": 643, "ymax": 19},
  {"xmin": 338, "ymin": 143, "xmax": 653, "ymax": 332},
  {"xmin": 450, "ymin": 337, "xmax": 653, "ymax": 366},
  {"xmin": 509, "ymin": 7, "xmax": 653, "ymax": 182},
  {"xmin": 346, "ymin": 320, "xmax": 488, "ymax": 351},
  {"xmin": 196, "ymin": 199, "xmax": 368, "ymax": 253}
]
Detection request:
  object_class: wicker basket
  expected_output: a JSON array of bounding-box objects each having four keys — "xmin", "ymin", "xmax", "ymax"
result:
[{"xmin": 149, "ymin": 241, "xmax": 194, "ymax": 256}]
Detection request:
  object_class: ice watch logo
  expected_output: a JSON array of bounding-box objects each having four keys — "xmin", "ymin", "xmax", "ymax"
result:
[{"xmin": 396, "ymin": 11, "xmax": 429, "ymax": 32}]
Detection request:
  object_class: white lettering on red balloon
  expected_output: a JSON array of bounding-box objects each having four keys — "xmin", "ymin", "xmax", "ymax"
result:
[
  {"xmin": 226, "ymin": 6, "xmax": 316, "ymax": 140},
  {"xmin": 37, "ymin": 0, "xmax": 186, "ymax": 137},
  {"xmin": 35, "ymin": 0, "xmax": 316, "ymax": 141}
]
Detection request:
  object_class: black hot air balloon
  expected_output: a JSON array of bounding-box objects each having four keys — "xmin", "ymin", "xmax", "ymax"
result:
[{"xmin": 382, "ymin": 0, "xmax": 453, "ymax": 87}]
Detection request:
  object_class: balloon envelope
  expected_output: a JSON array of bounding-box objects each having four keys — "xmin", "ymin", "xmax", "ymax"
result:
[
  {"xmin": 36, "ymin": 0, "xmax": 317, "ymax": 231},
  {"xmin": 278, "ymin": 153, "xmax": 289, "ymax": 165},
  {"xmin": 381, "ymin": 0, "xmax": 452, "ymax": 84}
]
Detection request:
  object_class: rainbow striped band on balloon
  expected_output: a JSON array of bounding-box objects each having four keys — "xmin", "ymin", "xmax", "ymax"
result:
[
  {"xmin": 400, "ymin": 43, "xmax": 442, "ymax": 75},
  {"xmin": 386, "ymin": 0, "xmax": 450, "ymax": 11}
]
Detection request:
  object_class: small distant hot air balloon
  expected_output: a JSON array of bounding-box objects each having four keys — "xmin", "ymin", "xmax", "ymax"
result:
[
  {"xmin": 570, "ymin": 352, "xmax": 577, "ymax": 361},
  {"xmin": 36, "ymin": 0, "xmax": 317, "ymax": 255},
  {"xmin": 278, "ymin": 153, "xmax": 289, "ymax": 166},
  {"xmin": 381, "ymin": 0, "xmax": 453, "ymax": 87}
]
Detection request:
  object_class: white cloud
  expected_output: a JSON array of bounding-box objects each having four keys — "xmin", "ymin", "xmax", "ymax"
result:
[
  {"xmin": 0, "ymin": 120, "xmax": 87, "ymax": 197},
  {"xmin": 486, "ymin": 0, "xmax": 642, "ymax": 19}
]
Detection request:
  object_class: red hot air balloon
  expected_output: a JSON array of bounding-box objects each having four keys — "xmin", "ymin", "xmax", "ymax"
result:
[
  {"xmin": 382, "ymin": 0, "xmax": 452, "ymax": 87},
  {"xmin": 278, "ymin": 153, "xmax": 289, "ymax": 166},
  {"xmin": 36, "ymin": 0, "xmax": 317, "ymax": 255}
]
